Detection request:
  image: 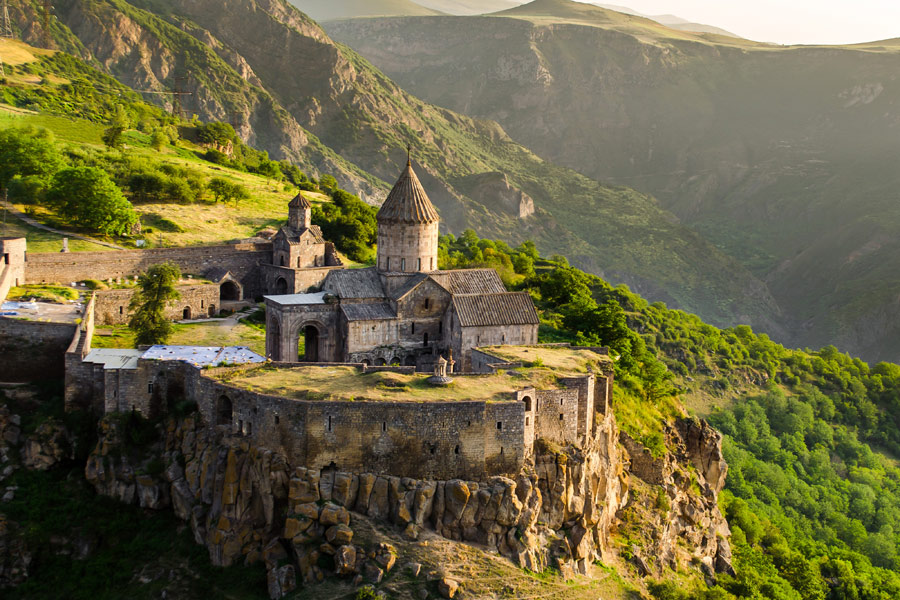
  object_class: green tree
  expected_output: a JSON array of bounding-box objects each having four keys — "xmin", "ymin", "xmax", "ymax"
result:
[
  {"xmin": 149, "ymin": 130, "xmax": 168, "ymax": 152},
  {"xmin": 208, "ymin": 177, "xmax": 250, "ymax": 204},
  {"xmin": 197, "ymin": 122, "xmax": 236, "ymax": 148},
  {"xmin": 128, "ymin": 262, "xmax": 182, "ymax": 346},
  {"xmin": 45, "ymin": 167, "xmax": 137, "ymax": 235},
  {"xmin": 102, "ymin": 126, "xmax": 125, "ymax": 149},
  {"xmin": 319, "ymin": 174, "xmax": 338, "ymax": 192},
  {"xmin": 0, "ymin": 126, "xmax": 64, "ymax": 189}
]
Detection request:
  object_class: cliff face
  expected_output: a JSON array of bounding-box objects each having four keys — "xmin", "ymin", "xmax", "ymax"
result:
[{"xmin": 84, "ymin": 409, "xmax": 732, "ymax": 596}]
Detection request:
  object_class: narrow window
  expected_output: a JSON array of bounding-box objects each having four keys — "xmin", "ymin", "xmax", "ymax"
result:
[
  {"xmin": 201, "ymin": 300, "xmax": 205, "ymax": 308},
  {"xmin": 417, "ymin": 257, "xmax": 422, "ymax": 271},
  {"xmin": 559, "ymin": 414, "xmax": 564, "ymax": 421},
  {"xmin": 560, "ymin": 399, "xmax": 564, "ymax": 406},
  {"xmin": 148, "ymin": 382, "xmax": 154, "ymax": 394},
  {"xmin": 423, "ymin": 332, "xmax": 429, "ymax": 346},
  {"xmin": 239, "ymin": 419, "xmax": 243, "ymax": 432},
  {"xmin": 439, "ymin": 321, "xmax": 443, "ymax": 334},
  {"xmin": 424, "ymin": 298, "xmax": 430, "ymax": 310},
  {"xmin": 386, "ymin": 257, "xmax": 390, "ymax": 270},
  {"xmin": 247, "ymin": 422, "xmax": 252, "ymax": 435},
  {"xmin": 430, "ymin": 257, "xmax": 434, "ymax": 270},
  {"xmin": 2, "ymin": 254, "xmax": 7, "ymax": 265},
  {"xmin": 497, "ymin": 421, "xmax": 502, "ymax": 431},
  {"xmin": 500, "ymin": 447, "xmax": 504, "ymax": 455},
  {"xmin": 411, "ymin": 322, "xmax": 416, "ymax": 334},
  {"xmin": 382, "ymin": 422, "xmax": 386, "ymax": 433},
  {"xmin": 525, "ymin": 416, "xmax": 530, "ymax": 426},
  {"xmin": 119, "ymin": 306, "xmax": 124, "ymax": 315},
  {"xmin": 454, "ymin": 445, "xmax": 460, "ymax": 455},
  {"xmin": 280, "ymin": 256, "xmax": 285, "ymax": 266},
  {"xmin": 275, "ymin": 415, "xmax": 280, "ymax": 425},
  {"xmin": 297, "ymin": 257, "xmax": 302, "ymax": 268},
  {"xmin": 430, "ymin": 445, "xmax": 436, "ymax": 455},
  {"xmin": 401, "ymin": 258, "xmax": 406, "ymax": 271},
  {"xmin": 328, "ymin": 416, "xmax": 332, "ymax": 432}
]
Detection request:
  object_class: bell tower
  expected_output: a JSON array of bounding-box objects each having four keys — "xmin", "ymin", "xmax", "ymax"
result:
[
  {"xmin": 288, "ymin": 192, "xmax": 311, "ymax": 231},
  {"xmin": 376, "ymin": 152, "xmax": 440, "ymax": 273}
]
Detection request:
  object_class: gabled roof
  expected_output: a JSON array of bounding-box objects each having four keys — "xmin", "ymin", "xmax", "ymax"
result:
[
  {"xmin": 323, "ymin": 268, "xmax": 386, "ymax": 299},
  {"xmin": 205, "ymin": 267, "xmax": 235, "ymax": 284},
  {"xmin": 276, "ymin": 224, "xmax": 326, "ymax": 245},
  {"xmin": 377, "ymin": 161, "xmax": 440, "ymax": 224},
  {"xmin": 452, "ymin": 292, "xmax": 540, "ymax": 327},
  {"xmin": 289, "ymin": 193, "xmax": 311, "ymax": 209},
  {"xmin": 429, "ymin": 269, "xmax": 507, "ymax": 295},
  {"xmin": 341, "ymin": 303, "xmax": 397, "ymax": 322}
]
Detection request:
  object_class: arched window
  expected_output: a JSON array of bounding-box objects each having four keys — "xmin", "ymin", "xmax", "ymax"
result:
[
  {"xmin": 522, "ymin": 396, "xmax": 533, "ymax": 412},
  {"xmin": 183, "ymin": 307, "xmax": 192, "ymax": 320},
  {"xmin": 280, "ymin": 255, "xmax": 286, "ymax": 266},
  {"xmin": 400, "ymin": 258, "xmax": 406, "ymax": 271}
]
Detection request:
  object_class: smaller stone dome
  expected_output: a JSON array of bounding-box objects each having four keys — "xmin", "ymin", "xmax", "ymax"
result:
[
  {"xmin": 377, "ymin": 161, "xmax": 439, "ymax": 224},
  {"xmin": 289, "ymin": 193, "xmax": 311, "ymax": 209}
]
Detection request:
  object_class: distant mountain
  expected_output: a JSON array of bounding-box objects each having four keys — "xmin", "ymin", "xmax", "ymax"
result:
[
  {"xmin": 414, "ymin": 0, "xmax": 521, "ymax": 14},
  {"xmin": 594, "ymin": 3, "xmax": 739, "ymax": 37},
  {"xmin": 286, "ymin": 0, "xmax": 441, "ymax": 21},
  {"xmin": 7, "ymin": 0, "xmax": 779, "ymax": 334},
  {"xmin": 325, "ymin": 0, "xmax": 900, "ymax": 362}
]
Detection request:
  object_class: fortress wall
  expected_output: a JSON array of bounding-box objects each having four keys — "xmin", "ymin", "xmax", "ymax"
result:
[
  {"xmin": 190, "ymin": 372, "xmax": 526, "ymax": 480},
  {"xmin": 25, "ymin": 244, "xmax": 272, "ymax": 298},
  {"xmin": 0, "ymin": 317, "xmax": 76, "ymax": 382},
  {"xmin": 0, "ymin": 262, "xmax": 11, "ymax": 305},
  {"xmin": 535, "ymin": 389, "xmax": 580, "ymax": 446},
  {"xmin": 65, "ymin": 295, "xmax": 97, "ymax": 410},
  {"xmin": 558, "ymin": 374, "xmax": 595, "ymax": 441},
  {"xmin": 94, "ymin": 284, "xmax": 221, "ymax": 325}
]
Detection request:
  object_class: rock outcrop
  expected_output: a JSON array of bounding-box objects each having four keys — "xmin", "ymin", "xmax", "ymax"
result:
[{"xmin": 84, "ymin": 409, "xmax": 731, "ymax": 596}]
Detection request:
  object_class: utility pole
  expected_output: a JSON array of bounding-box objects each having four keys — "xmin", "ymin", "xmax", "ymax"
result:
[{"xmin": 1, "ymin": 0, "xmax": 13, "ymax": 39}]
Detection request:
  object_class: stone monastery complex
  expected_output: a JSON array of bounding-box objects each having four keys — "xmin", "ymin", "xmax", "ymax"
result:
[{"xmin": 1, "ymin": 160, "xmax": 615, "ymax": 481}]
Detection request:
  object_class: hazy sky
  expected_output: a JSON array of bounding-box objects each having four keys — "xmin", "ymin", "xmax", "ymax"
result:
[{"xmin": 592, "ymin": 0, "xmax": 900, "ymax": 45}]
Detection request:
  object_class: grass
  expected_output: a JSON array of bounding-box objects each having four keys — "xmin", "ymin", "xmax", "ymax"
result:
[
  {"xmin": 0, "ymin": 207, "xmax": 112, "ymax": 252},
  {"xmin": 91, "ymin": 321, "xmax": 266, "ymax": 356},
  {"xmin": 7, "ymin": 284, "xmax": 79, "ymax": 304},
  {"xmin": 220, "ymin": 363, "xmax": 562, "ymax": 403},
  {"xmin": 481, "ymin": 345, "xmax": 612, "ymax": 372}
]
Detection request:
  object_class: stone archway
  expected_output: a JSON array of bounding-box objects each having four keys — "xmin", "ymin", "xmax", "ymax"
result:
[
  {"xmin": 220, "ymin": 281, "xmax": 241, "ymax": 301},
  {"xmin": 275, "ymin": 277, "xmax": 288, "ymax": 295},
  {"xmin": 301, "ymin": 325, "xmax": 320, "ymax": 362},
  {"xmin": 183, "ymin": 306, "xmax": 192, "ymax": 320}
]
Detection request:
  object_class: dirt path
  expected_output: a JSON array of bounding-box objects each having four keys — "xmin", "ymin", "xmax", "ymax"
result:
[{"xmin": 1, "ymin": 200, "xmax": 127, "ymax": 250}]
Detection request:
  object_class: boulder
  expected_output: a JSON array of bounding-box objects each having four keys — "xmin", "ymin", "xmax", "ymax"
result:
[
  {"xmin": 438, "ymin": 577, "xmax": 459, "ymax": 598},
  {"xmin": 266, "ymin": 564, "xmax": 296, "ymax": 599},
  {"xmin": 320, "ymin": 504, "xmax": 350, "ymax": 527},
  {"xmin": 334, "ymin": 544, "xmax": 357, "ymax": 576},
  {"xmin": 325, "ymin": 524, "xmax": 353, "ymax": 545}
]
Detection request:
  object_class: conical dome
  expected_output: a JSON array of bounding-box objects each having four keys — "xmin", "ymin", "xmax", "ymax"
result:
[
  {"xmin": 377, "ymin": 162, "xmax": 440, "ymax": 224},
  {"xmin": 289, "ymin": 192, "xmax": 311, "ymax": 209}
]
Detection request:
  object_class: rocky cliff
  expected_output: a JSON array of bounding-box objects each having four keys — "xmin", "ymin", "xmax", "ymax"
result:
[{"xmin": 83, "ymin": 408, "xmax": 732, "ymax": 597}]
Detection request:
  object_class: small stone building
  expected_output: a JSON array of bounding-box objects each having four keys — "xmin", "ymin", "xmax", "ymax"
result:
[
  {"xmin": 264, "ymin": 161, "xmax": 540, "ymax": 371},
  {"xmin": 0, "ymin": 237, "xmax": 26, "ymax": 302},
  {"xmin": 262, "ymin": 193, "xmax": 343, "ymax": 296}
]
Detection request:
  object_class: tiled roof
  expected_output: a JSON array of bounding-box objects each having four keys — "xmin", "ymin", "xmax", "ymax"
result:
[
  {"xmin": 376, "ymin": 162, "xmax": 439, "ymax": 224},
  {"xmin": 279, "ymin": 225, "xmax": 326, "ymax": 245},
  {"xmin": 341, "ymin": 303, "xmax": 397, "ymax": 322},
  {"xmin": 452, "ymin": 292, "xmax": 540, "ymax": 327},
  {"xmin": 323, "ymin": 268, "xmax": 386, "ymax": 299},
  {"xmin": 429, "ymin": 269, "xmax": 507, "ymax": 295},
  {"xmin": 289, "ymin": 193, "xmax": 311, "ymax": 209}
]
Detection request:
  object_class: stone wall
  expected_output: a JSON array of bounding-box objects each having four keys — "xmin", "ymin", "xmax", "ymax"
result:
[
  {"xmin": 64, "ymin": 294, "xmax": 96, "ymax": 411},
  {"xmin": 192, "ymin": 371, "xmax": 528, "ymax": 481},
  {"xmin": 454, "ymin": 324, "xmax": 539, "ymax": 372},
  {"xmin": 0, "ymin": 238, "xmax": 26, "ymax": 303},
  {"xmin": 94, "ymin": 284, "xmax": 221, "ymax": 325},
  {"xmin": 25, "ymin": 243, "xmax": 272, "ymax": 298},
  {"xmin": 261, "ymin": 264, "xmax": 341, "ymax": 295},
  {"xmin": 535, "ymin": 389, "xmax": 580, "ymax": 446},
  {"xmin": 0, "ymin": 316, "xmax": 77, "ymax": 382}
]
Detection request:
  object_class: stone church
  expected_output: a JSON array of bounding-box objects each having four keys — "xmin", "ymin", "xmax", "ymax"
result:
[{"xmin": 264, "ymin": 159, "xmax": 540, "ymax": 372}]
